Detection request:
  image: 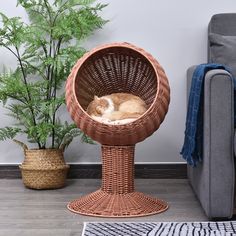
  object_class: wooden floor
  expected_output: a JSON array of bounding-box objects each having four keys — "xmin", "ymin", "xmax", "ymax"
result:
[{"xmin": 0, "ymin": 179, "xmax": 207, "ymax": 236}]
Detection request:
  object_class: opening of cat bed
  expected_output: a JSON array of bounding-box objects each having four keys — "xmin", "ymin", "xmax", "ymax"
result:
[
  {"xmin": 74, "ymin": 46, "xmax": 159, "ymax": 126},
  {"xmin": 66, "ymin": 42, "xmax": 170, "ymax": 217},
  {"xmin": 75, "ymin": 47, "xmax": 157, "ymax": 111}
]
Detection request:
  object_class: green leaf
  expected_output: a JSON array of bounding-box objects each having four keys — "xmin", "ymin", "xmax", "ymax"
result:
[
  {"xmin": 17, "ymin": 0, "xmax": 37, "ymax": 8},
  {"xmin": 81, "ymin": 132, "xmax": 96, "ymax": 144},
  {"xmin": 0, "ymin": 13, "xmax": 27, "ymax": 48},
  {"xmin": 0, "ymin": 127, "xmax": 21, "ymax": 141},
  {"xmin": 36, "ymin": 122, "xmax": 53, "ymax": 144}
]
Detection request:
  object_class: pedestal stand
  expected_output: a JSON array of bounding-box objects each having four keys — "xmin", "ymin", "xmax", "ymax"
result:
[{"xmin": 67, "ymin": 145, "xmax": 168, "ymax": 217}]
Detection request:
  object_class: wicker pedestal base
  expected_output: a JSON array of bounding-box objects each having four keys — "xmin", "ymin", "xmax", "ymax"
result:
[
  {"xmin": 67, "ymin": 145, "xmax": 169, "ymax": 217},
  {"xmin": 67, "ymin": 190, "xmax": 168, "ymax": 217}
]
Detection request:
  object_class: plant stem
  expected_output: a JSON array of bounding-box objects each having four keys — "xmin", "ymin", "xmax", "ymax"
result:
[
  {"xmin": 45, "ymin": 0, "xmax": 53, "ymax": 101},
  {"xmin": 3, "ymin": 45, "xmax": 19, "ymax": 58},
  {"xmin": 5, "ymin": 93, "xmax": 27, "ymax": 104},
  {"xmin": 44, "ymin": 10, "xmax": 53, "ymax": 134},
  {"xmin": 16, "ymin": 48, "xmax": 32, "ymax": 102},
  {"xmin": 51, "ymin": 36, "xmax": 63, "ymax": 148},
  {"xmin": 15, "ymin": 47, "xmax": 42, "ymax": 149}
]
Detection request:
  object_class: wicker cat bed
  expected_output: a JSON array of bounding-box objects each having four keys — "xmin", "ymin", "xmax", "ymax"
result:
[{"xmin": 66, "ymin": 42, "xmax": 170, "ymax": 217}]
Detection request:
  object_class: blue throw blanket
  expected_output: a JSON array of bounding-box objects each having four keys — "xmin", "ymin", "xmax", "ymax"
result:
[{"xmin": 181, "ymin": 63, "xmax": 234, "ymax": 166}]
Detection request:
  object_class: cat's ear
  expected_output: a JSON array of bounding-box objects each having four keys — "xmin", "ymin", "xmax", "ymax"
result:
[
  {"xmin": 96, "ymin": 106, "xmax": 102, "ymax": 114},
  {"xmin": 94, "ymin": 95, "xmax": 99, "ymax": 100}
]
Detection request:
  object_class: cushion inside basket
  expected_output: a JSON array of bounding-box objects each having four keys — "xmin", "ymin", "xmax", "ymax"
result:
[{"xmin": 91, "ymin": 115, "xmax": 136, "ymax": 125}]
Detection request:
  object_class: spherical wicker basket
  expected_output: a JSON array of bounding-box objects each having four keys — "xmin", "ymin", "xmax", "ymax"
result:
[
  {"xmin": 66, "ymin": 42, "xmax": 170, "ymax": 145},
  {"xmin": 20, "ymin": 149, "xmax": 69, "ymax": 190},
  {"xmin": 65, "ymin": 42, "xmax": 170, "ymax": 217}
]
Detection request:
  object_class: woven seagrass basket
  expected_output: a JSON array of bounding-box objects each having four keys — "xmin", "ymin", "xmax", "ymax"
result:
[{"xmin": 19, "ymin": 148, "xmax": 69, "ymax": 190}]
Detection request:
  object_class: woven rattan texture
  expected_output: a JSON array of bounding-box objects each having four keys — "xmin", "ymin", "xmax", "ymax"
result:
[
  {"xmin": 67, "ymin": 189, "xmax": 168, "ymax": 217},
  {"xmin": 101, "ymin": 145, "xmax": 134, "ymax": 194},
  {"xmin": 67, "ymin": 145, "xmax": 168, "ymax": 217},
  {"xmin": 65, "ymin": 42, "xmax": 170, "ymax": 145},
  {"xmin": 20, "ymin": 149, "xmax": 69, "ymax": 189}
]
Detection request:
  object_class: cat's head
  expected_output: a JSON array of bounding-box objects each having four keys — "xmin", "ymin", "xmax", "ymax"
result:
[{"xmin": 86, "ymin": 96, "xmax": 110, "ymax": 116}]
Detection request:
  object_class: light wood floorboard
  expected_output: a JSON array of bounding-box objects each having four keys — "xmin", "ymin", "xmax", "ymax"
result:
[{"xmin": 0, "ymin": 179, "xmax": 207, "ymax": 236}]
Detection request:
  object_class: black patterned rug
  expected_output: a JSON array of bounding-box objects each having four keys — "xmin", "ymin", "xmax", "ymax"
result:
[{"xmin": 82, "ymin": 221, "xmax": 236, "ymax": 236}]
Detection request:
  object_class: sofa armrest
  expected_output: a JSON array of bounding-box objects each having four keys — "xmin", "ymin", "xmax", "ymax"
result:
[
  {"xmin": 187, "ymin": 65, "xmax": 235, "ymax": 219},
  {"xmin": 203, "ymin": 69, "xmax": 234, "ymax": 218}
]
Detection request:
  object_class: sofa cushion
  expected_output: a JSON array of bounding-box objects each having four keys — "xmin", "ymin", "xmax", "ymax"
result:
[{"xmin": 209, "ymin": 33, "xmax": 236, "ymax": 77}]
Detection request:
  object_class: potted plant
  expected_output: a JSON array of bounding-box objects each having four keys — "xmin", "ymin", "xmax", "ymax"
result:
[{"xmin": 0, "ymin": 0, "xmax": 107, "ymax": 189}]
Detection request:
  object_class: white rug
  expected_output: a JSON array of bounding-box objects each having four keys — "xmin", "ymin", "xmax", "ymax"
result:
[{"xmin": 82, "ymin": 221, "xmax": 236, "ymax": 236}]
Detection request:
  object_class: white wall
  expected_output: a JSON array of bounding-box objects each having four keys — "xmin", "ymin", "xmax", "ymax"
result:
[{"xmin": 0, "ymin": 0, "xmax": 236, "ymax": 164}]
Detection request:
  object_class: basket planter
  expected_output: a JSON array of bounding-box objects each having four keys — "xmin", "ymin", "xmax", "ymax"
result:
[{"xmin": 19, "ymin": 148, "xmax": 69, "ymax": 190}]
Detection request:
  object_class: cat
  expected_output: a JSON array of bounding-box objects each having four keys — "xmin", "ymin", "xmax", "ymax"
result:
[{"xmin": 86, "ymin": 93, "xmax": 147, "ymax": 123}]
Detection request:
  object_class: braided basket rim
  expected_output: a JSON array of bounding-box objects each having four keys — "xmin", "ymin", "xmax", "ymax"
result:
[{"xmin": 19, "ymin": 164, "xmax": 70, "ymax": 171}]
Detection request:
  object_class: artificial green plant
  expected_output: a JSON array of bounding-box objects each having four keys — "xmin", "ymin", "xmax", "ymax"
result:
[{"xmin": 0, "ymin": 0, "xmax": 107, "ymax": 149}]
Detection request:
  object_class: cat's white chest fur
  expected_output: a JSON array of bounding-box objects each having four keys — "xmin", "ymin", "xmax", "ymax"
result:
[{"xmin": 102, "ymin": 97, "xmax": 115, "ymax": 114}]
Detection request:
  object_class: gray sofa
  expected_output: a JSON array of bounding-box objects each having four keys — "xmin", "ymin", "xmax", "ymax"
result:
[{"xmin": 187, "ymin": 13, "xmax": 236, "ymax": 219}]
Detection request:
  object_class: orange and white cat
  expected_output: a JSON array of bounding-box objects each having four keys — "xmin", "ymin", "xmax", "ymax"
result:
[{"xmin": 87, "ymin": 93, "xmax": 147, "ymax": 124}]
